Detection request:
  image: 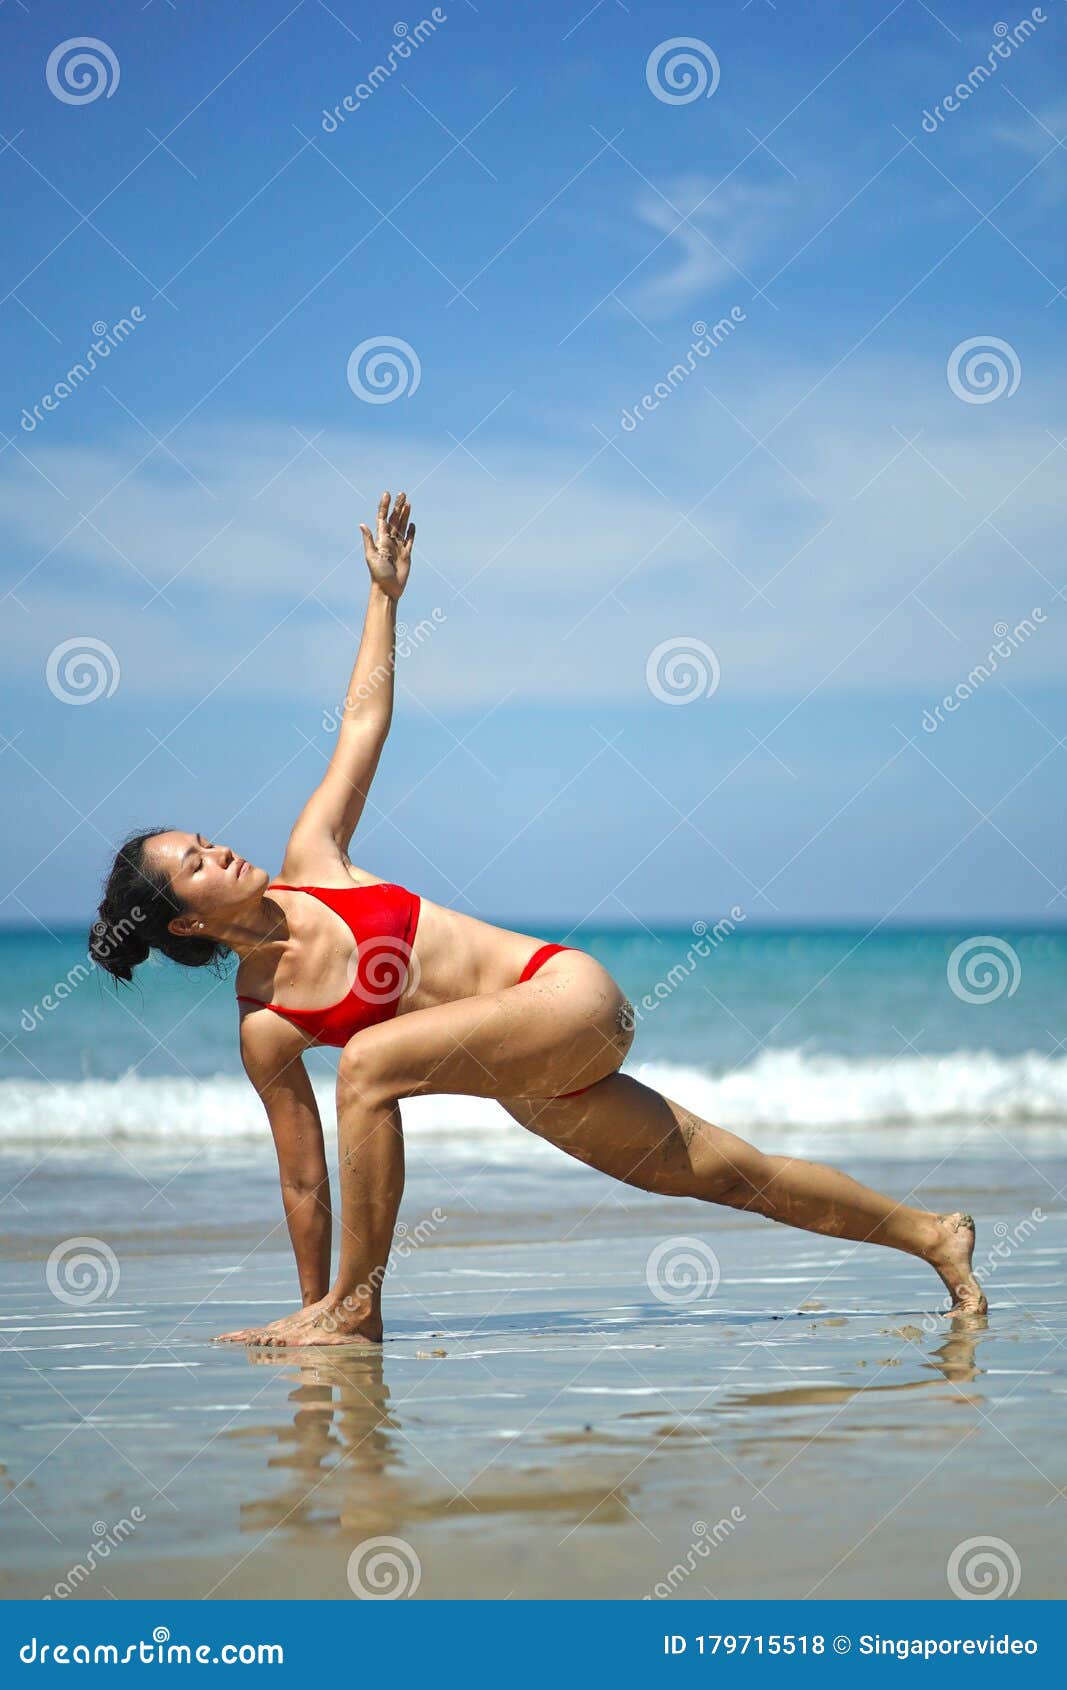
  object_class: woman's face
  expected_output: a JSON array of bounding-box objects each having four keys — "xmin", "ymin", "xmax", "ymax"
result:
[{"xmin": 151, "ymin": 831, "xmax": 268, "ymax": 932}]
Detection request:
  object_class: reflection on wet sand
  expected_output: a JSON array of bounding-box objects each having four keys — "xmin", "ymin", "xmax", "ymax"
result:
[
  {"xmin": 233, "ymin": 1350, "xmax": 408, "ymax": 1536},
  {"xmin": 727, "ymin": 1321, "xmax": 986, "ymax": 1415},
  {"xmin": 230, "ymin": 1349, "xmax": 636, "ymax": 1537}
]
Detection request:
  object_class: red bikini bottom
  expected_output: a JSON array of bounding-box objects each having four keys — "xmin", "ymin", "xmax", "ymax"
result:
[{"xmin": 517, "ymin": 943, "xmax": 596, "ymax": 1099}]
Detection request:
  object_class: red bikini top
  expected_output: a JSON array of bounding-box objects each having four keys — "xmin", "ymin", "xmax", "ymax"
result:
[{"xmin": 235, "ymin": 881, "xmax": 421, "ymax": 1048}]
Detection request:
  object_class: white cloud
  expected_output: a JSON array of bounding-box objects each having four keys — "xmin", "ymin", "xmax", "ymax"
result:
[
  {"xmin": 624, "ymin": 175, "xmax": 788, "ymax": 317},
  {"xmin": 1, "ymin": 371, "xmax": 1063, "ymax": 717}
]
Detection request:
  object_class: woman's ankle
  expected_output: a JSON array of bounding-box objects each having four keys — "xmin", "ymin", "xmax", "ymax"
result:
[{"xmin": 323, "ymin": 1285, "xmax": 382, "ymax": 1339}]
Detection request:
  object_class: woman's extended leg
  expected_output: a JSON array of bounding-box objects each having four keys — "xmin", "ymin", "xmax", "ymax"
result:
[{"xmin": 501, "ymin": 1076, "xmax": 985, "ymax": 1314}]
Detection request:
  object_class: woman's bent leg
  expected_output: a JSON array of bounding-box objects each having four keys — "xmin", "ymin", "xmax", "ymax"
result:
[{"xmin": 502, "ymin": 1075, "xmax": 986, "ymax": 1314}]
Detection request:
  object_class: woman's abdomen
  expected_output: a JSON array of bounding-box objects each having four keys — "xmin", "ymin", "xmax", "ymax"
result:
[{"xmin": 401, "ymin": 899, "xmax": 556, "ymax": 1010}]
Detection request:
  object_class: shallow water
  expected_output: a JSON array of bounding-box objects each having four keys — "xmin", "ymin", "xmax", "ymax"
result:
[{"xmin": 2, "ymin": 1135, "xmax": 1064, "ymax": 1601}]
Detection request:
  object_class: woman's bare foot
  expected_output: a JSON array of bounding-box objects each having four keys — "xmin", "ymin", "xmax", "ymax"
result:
[
  {"xmin": 924, "ymin": 1212, "xmax": 987, "ymax": 1315},
  {"xmin": 216, "ymin": 1293, "xmax": 382, "ymax": 1347},
  {"xmin": 215, "ymin": 1295, "xmax": 337, "ymax": 1344}
]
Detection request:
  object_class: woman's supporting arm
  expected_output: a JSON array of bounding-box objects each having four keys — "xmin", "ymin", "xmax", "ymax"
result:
[
  {"xmin": 287, "ymin": 491, "xmax": 415, "ymax": 863},
  {"xmin": 240, "ymin": 1020, "xmax": 332, "ymax": 1304}
]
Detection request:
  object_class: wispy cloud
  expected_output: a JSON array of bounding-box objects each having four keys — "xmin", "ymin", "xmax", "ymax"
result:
[
  {"xmin": 2, "ymin": 368, "xmax": 1063, "ymax": 714},
  {"xmin": 625, "ymin": 175, "xmax": 791, "ymax": 317}
]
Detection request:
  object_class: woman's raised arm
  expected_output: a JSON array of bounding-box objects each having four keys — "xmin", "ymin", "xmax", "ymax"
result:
[{"xmin": 286, "ymin": 490, "xmax": 415, "ymax": 867}]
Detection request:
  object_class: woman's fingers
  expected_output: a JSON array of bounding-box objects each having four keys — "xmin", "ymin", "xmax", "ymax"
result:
[{"xmin": 376, "ymin": 490, "xmax": 391, "ymax": 542}]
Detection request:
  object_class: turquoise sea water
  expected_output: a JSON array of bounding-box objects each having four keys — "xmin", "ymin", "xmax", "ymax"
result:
[{"xmin": 1, "ymin": 922, "xmax": 1065, "ymax": 1152}]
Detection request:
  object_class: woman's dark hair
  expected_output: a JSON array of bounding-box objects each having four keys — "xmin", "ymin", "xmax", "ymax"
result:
[{"xmin": 88, "ymin": 825, "xmax": 232, "ymax": 986}]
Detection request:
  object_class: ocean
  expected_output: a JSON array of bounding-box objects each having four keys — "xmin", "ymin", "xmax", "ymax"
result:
[
  {"xmin": 3, "ymin": 921, "xmax": 1065, "ymax": 1158},
  {"xmin": 3, "ymin": 920, "xmax": 1065, "ymax": 1599}
]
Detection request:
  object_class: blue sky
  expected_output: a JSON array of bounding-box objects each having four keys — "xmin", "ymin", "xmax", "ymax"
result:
[{"xmin": 2, "ymin": 0, "xmax": 1065, "ymax": 927}]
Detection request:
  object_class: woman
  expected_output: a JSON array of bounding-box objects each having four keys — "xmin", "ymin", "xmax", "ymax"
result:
[{"xmin": 89, "ymin": 492, "xmax": 986, "ymax": 1346}]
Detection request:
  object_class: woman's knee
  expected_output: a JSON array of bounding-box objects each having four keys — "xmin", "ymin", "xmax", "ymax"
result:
[{"xmin": 337, "ymin": 1028, "xmax": 398, "ymax": 1105}]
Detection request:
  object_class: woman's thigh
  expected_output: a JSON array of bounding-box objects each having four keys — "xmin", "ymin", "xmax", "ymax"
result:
[
  {"xmin": 499, "ymin": 1075, "xmax": 770, "ymax": 1201},
  {"xmin": 341, "ymin": 951, "xmax": 634, "ymax": 1102}
]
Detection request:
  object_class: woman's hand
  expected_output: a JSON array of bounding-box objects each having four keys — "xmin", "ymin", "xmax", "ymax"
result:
[{"xmin": 359, "ymin": 490, "xmax": 414, "ymax": 600}]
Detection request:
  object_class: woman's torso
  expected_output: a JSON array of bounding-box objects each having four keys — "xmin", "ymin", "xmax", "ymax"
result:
[{"xmin": 234, "ymin": 865, "xmax": 551, "ymax": 1031}]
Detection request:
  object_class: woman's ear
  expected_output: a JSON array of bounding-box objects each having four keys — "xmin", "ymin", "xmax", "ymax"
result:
[{"xmin": 168, "ymin": 914, "xmax": 205, "ymax": 938}]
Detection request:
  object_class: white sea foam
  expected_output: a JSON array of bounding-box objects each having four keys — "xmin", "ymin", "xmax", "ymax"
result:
[{"xmin": 0, "ymin": 1048, "xmax": 1065, "ymax": 1155}]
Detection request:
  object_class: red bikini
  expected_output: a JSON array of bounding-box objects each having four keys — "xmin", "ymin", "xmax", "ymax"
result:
[
  {"xmin": 236, "ymin": 889, "xmax": 595, "ymax": 1096},
  {"xmin": 235, "ymin": 882, "xmax": 421, "ymax": 1049}
]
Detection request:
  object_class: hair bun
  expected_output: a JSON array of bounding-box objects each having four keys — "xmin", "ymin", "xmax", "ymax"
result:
[{"xmin": 89, "ymin": 909, "xmax": 150, "ymax": 983}]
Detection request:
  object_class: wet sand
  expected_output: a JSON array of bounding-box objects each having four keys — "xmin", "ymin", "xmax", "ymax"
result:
[{"xmin": 1, "ymin": 1131, "xmax": 1064, "ymax": 1600}]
